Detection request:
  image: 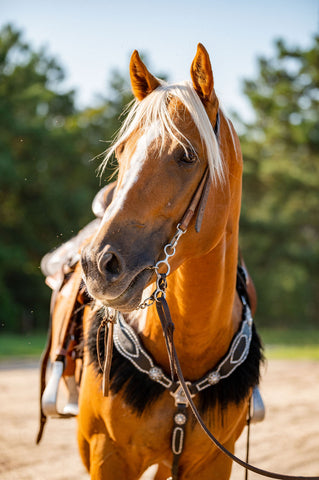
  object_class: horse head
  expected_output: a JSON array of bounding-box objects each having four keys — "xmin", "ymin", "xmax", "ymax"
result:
[{"xmin": 81, "ymin": 44, "xmax": 242, "ymax": 312}]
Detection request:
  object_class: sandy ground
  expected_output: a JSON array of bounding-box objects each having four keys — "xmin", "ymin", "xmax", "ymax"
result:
[{"xmin": 0, "ymin": 359, "xmax": 318, "ymax": 480}]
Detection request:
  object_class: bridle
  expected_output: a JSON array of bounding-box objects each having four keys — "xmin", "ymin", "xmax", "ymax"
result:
[
  {"xmin": 97, "ymin": 112, "xmax": 319, "ymax": 480},
  {"xmin": 138, "ymin": 166, "xmax": 210, "ymax": 310}
]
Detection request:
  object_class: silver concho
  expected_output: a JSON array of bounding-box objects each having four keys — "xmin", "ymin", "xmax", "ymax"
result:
[
  {"xmin": 149, "ymin": 366, "xmax": 163, "ymax": 381},
  {"xmin": 207, "ymin": 371, "xmax": 220, "ymax": 385},
  {"xmin": 174, "ymin": 413, "xmax": 187, "ymax": 425}
]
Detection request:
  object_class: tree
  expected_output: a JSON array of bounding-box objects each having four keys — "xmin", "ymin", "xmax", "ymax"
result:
[
  {"xmin": 239, "ymin": 36, "xmax": 319, "ymax": 327},
  {"xmin": 0, "ymin": 24, "xmax": 132, "ymax": 332}
]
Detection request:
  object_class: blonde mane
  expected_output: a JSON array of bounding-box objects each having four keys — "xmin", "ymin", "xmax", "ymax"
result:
[{"xmin": 100, "ymin": 80, "xmax": 224, "ymax": 183}]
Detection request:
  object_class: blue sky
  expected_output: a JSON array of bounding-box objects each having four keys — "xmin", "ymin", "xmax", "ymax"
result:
[{"xmin": 1, "ymin": 0, "xmax": 318, "ymax": 120}]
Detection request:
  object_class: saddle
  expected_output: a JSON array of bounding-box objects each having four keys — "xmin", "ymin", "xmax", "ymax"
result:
[
  {"xmin": 36, "ymin": 180, "xmax": 258, "ymax": 443},
  {"xmin": 36, "ymin": 183, "xmax": 115, "ymax": 443}
]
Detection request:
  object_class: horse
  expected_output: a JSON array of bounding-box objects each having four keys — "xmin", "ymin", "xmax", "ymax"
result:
[{"xmin": 78, "ymin": 43, "xmax": 262, "ymax": 480}]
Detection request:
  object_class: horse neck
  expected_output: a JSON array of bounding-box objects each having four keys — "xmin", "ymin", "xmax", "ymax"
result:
[{"xmin": 136, "ymin": 229, "xmax": 241, "ymax": 380}]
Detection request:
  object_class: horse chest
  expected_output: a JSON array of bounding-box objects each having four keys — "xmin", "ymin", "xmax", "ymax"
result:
[
  {"xmin": 79, "ymin": 362, "xmax": 246, "ymax": 468},
  {"xmin": 100, "ymin": 391, "xmax": 175, "ymax": 452}
]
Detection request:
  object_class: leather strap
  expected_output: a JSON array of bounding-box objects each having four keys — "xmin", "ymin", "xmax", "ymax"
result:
[
  {"xmin": 171, "ymin": 404, "xmax": 188, "ymax": 480},
  {"xmin": 36, "ymin": 325, "xmax": 52, "ymax": 444},
  {"xmin": 36, "ymin": 269, "xmax": 64, "ymax": 444},
  {"xmin": 245, "ymin": 397, "xmax": 252, "ymax": 480},
  {"xmin": 156, "ymin": 293, "xmax": 176, "ymax": 382},
  {"xmin": 54, "ymin": 263, "xmax": 83, "ymax": 359},
  {"xmin": 180, "ymin": 110, "xmax": 219, "ymax": 233},
  {"xmin": 96, "ymin": 310, "xmax": 118, "ymax": 396},
  {"xmin": 179, "ymin": 168, "xmax": 210, "ymax": 233},
  {"xmin": 195, "ymin": 173, "xmax": 211, "ymax": 232}
]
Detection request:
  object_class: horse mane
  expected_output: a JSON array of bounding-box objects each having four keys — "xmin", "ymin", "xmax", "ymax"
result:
[
  {"xmin": 87, "ymin": 312, "xmax": 263, "ymax": 419},
  {"xmin": 99, "ymin": 81, "xmax": 225, "ymax": 184}
]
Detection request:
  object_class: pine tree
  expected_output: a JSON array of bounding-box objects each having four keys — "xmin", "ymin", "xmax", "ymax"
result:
[{"xmin": 239, "ymin": 37, "xmax": 319, "ymax": 326}]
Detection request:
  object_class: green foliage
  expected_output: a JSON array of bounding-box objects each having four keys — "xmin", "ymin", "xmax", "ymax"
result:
[
  {"xmin": 239, "ymin": 37, "xmax": 319, "ymax": 327},
  {"xmin": 0, "ymin": 332, "xmax": 47, "ymax": 358},
  {"xmin": 0, "ymin": 24, "xmax": 132, "ymax": 332},
  {"xmin": 259, "ymin": 328, "xmax": 319, "ymax": 360},
  {"xmin": 1, "ymin": 329, "xmax": 318, "ymax": 361}
]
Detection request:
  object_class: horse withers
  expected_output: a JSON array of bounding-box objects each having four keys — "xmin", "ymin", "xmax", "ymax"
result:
[{"xmin": 79, "ymin": 44, "xmax": 262, "ymax": 480}]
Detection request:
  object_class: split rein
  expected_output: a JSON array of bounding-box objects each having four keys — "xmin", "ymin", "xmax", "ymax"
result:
[{"xmin": 96, "ymin": 170, "xmax": 319, "ymax": 480}]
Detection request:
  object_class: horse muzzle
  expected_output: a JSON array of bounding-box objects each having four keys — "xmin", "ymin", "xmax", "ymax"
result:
[{"xmin": 81, "ymin": 242, "xmax": 155, "ymax": 311}]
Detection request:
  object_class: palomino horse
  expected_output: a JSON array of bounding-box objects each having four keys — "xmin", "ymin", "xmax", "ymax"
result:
[{"xmin": 79, "ymin": 44, "xmax": 262, "ymax": 480}]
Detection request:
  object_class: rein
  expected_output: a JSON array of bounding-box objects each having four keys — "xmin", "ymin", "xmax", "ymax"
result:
[{"xmin": 156, "ymin": 293, "xmax": 319, "ymax": 480}]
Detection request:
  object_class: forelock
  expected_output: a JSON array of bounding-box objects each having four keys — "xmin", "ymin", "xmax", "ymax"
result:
[{"xmin": 100, "ymin": 81, "xmax": 224, "ymax": 183}]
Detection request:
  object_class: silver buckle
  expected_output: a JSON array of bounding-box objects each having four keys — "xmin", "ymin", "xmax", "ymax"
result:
[{"xmin": 170, "ymin": 382, "xmax": 195, "ymax": 407}]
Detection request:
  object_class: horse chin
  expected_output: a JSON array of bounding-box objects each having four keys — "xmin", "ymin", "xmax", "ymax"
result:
[
  {"xmin": 98, "ymin": 268, "xmax": 153, "ymax": 313},
  {"xmin": 101, "ymin": 293, "xmax": 141, "ymax": 313}
]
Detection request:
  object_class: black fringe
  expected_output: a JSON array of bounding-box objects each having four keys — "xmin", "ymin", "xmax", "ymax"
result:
[{"xmin": 87, "ymin": 312, "xmax": 263, "ymax": 416}]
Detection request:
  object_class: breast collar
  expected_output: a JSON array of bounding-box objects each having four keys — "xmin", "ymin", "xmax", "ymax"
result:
[{"xmin": 113, "ymin": 268, "xmax": 253, "ymax": 406}]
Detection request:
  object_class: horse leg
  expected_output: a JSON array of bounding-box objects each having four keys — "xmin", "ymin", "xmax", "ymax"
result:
[{"xmin": 89, "ymin": 432, "xmax": 135, "ymax": 480}]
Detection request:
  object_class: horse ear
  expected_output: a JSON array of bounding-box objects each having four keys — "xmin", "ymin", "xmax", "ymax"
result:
[
  {"xmin": 190, "ymin": 43, "xmax": 215, "ymax": 103},
  {"xmin": 130, "ymin": 50, "xmax": 161, "ymax": 101}
]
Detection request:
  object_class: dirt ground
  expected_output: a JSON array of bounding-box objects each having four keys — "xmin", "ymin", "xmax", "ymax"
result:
[{"xmin": 0, "ymin": 359, "xmax": 318, "ymax": 480}]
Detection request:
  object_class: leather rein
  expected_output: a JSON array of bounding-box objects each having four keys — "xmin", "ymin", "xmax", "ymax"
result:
[
  {"xmin": 97, "ymin": 112, "xmax": 319, "ymax": 480},
  {"xmin": 157, "ymin": 295, "xmax": 319, "ymax": 480}
]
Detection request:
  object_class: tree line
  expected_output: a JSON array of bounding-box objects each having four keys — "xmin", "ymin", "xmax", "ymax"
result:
[{"xmin": 0, "ymin": 24, "xmax": 318, "ymax": 332}]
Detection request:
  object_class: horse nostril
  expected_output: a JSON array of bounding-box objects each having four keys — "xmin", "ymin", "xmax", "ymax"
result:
[{"xmin": 98, "ymin": 251, "xmax": 122, "ymax": 278}]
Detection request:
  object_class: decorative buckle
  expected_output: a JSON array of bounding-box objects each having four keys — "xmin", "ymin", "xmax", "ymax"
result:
[{"xmin": 170, "ymin": 382, "xmax": 195, "ymax": 407}]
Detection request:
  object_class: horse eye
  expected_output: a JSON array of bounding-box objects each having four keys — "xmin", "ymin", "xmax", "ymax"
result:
[
  {"xmin": 116, "ymin": 143, "xmax": 125, "ymax": 157},
  {"xmin": 180, "ymin": 149, "xmax": 197, "ymax": 164}
]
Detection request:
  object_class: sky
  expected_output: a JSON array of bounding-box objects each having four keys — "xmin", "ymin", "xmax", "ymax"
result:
[{"xmin": 1, "ymin": 0, "xmax": 318, "ymax": 120}]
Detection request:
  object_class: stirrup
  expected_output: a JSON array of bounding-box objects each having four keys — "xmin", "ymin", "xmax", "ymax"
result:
[
  {"xmin": 250, "ymin": 386, "xmax": 265, "ymax": 423},
  {"xmin": 41, "ymin": 361, "xmax": 79, "ymax": 418}
]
